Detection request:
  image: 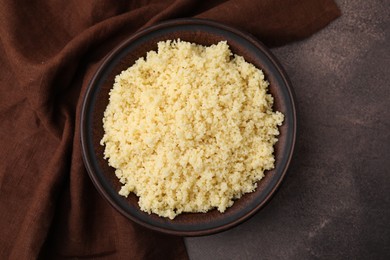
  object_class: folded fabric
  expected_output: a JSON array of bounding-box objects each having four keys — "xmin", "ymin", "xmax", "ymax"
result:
[{"xmin": 0, "ymin": 0, "xmax": 340, "ymax": 259}]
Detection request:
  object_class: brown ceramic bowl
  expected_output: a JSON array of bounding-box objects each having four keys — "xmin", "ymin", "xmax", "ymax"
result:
[{"xmin": 80, "ymin": 18, "xmax": 296, "ymax": 236}]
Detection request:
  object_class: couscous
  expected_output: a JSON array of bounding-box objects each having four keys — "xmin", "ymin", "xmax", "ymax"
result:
[{"xmin": 101, "ymin": 40, "xmax": 284, "ymax": 219}]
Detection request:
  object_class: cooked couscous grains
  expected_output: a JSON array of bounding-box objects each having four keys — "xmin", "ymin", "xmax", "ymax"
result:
[{"xmin": 101, "ymin": 40, "xmax": 284, "ymax": 219}]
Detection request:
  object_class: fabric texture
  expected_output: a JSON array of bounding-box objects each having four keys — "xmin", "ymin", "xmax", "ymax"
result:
[{"xmin": 0, "ymin": 0, "xmax": 340, "ymax": 259}]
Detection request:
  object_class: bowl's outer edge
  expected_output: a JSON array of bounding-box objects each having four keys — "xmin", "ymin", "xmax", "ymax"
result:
[{"xmin": 80, "ymin": 18, "xmax": 297, "ymax": 236}]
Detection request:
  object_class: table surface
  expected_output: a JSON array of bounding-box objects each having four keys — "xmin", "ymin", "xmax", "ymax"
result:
[{"xmin": 185, "ymin": 0, "xmax": 390, "ymax": 259}]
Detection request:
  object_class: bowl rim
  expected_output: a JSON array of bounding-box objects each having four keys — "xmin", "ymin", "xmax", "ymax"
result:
[{"xmin": 80, "ymin": 18, "xmax": 297, "ymax": 236}]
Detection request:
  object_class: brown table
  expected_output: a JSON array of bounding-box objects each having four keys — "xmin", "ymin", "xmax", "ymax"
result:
[{"xmin": 186, "ymin": 0, "xmax": 390, "ymax": 258}]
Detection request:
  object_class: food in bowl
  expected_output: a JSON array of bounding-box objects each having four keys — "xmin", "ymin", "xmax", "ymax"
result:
[{"xmin": 100, "ymin": 39, "xmax": 284, "ymax": 219}]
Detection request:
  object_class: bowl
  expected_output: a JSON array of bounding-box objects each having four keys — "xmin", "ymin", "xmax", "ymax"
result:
[{"xmin": 80, "ymin": 18, "xmax": 296, "ymax": 236}]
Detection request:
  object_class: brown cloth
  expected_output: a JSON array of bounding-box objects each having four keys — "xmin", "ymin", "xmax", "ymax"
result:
[{"xmin": 0, "ymin": 0, "xmax": 340, "ymax": 259}]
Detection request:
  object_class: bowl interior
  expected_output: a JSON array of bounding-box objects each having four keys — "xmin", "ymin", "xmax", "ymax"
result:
[{"xmin": 81, "ymin": 19, "xmax": 296, "ymax": 236}]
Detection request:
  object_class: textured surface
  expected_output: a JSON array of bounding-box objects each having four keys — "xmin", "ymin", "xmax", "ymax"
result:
[{"xmin": 186, "ymin": 0, "xmax": 390, "ymax": 259}]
